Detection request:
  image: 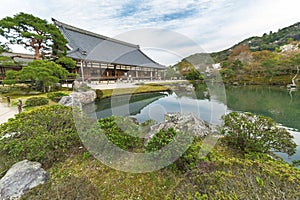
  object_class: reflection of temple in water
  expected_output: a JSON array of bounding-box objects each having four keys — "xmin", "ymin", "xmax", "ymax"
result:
[{"xmin": 83, "ymin": 92, "xmax": 167, "ymax": 119}]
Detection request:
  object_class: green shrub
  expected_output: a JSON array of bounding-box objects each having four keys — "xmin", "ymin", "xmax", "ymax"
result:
[
  {"xmin": 170, "ymin": 147, "xmax": 300, "ymax": 199},
  {"xmin": 47, "ymin": 92, "xmax": 68, "ymax": 102},
  {"xmin": 25, "ymin": 97, "xmax": 49, "ymax": 107},
  {"xmin": 79, "ymin": 116, "xmax": 144, "ymax": 164},
  {"xmin": 221, "ymin": 112, "xmax": 297, "ymax": 156},
  {"xmin": 0, "ymin": 86, "xmax": 15, "ymax": 94},
  {"xmin": 0, "ymin": 85, "xmax": 31, "ymax": 94},
  {"xmin": 145, "ymin": 128, "xmax": 177, "ymax": 152},
  {"xmin": 145, "ymin": 128, "xmax": 203, "ymax": 172},
  {"xmin": 86, "ymin": 118, "xmax": 203, "ymax": 172},
  {"xmin": 0, "ymin": 105, "xmax": 81, "ymax": 169},
  {"xmin": 97, "ymin": 116, "xmax": 143, "ymax": 151},
  {"xmin": 172, "ymin": 138, "xmax": 203, "ymax": 172}
]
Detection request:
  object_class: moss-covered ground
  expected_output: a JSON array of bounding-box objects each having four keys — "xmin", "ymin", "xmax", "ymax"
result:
[{"xmin": 21, "ymin": 142, "xmax": 300, "ymax": 200}]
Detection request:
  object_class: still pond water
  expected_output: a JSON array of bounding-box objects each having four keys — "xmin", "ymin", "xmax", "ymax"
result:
[{"xmin": 92, "ymin": 85, "xmax": 300, "ymax": 163}]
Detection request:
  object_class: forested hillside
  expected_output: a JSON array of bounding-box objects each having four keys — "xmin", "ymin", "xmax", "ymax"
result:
[
  {"xmin": 211, "ymin": 22, "xmax": 300, "ymax": 62},
  {"xmin": 174, "ymin": 22, "xmax": 300, "ymax": 85}
]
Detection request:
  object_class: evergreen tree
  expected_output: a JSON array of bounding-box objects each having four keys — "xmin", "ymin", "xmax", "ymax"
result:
[
  {"xmin": 0, "ymin": 12, "xmax": 67, "ymax": 60},
  {"xmin": 3, "ymin": 60, "xmax": 68, "ymax": 92}
]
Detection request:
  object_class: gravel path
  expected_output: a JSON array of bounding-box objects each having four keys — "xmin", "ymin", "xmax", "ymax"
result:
[{"xmin": 0, "ymin": 102, "xmax": 18, "ymax": 124}]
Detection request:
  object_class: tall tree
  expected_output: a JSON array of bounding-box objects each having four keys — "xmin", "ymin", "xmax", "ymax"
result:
[{"xmin": 0, "ymin": 12, "xmax": 67, "ymax": 60}]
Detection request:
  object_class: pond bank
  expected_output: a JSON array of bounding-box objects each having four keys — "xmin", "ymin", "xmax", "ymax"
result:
[{"xmin": 97, "ymin": 84, "xmax": 171, "ymax": 99}]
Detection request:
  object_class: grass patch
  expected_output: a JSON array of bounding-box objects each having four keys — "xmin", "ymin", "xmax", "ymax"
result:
[
  {"xmin": 101, "ymin": 84, "xmax": 170, "ymax": 98},
  {"xmin": 22, "ymin": 152, "xmax": 179, "ymax": 200}
]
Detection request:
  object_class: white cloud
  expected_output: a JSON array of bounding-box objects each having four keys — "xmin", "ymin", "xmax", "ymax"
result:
[{"xmin": 0, "ymin": 0, "xmax": 300, "ymax": 64}]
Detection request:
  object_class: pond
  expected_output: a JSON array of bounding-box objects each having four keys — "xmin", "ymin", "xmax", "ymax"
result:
[{"xmin": 91, "ymin": 84, "xmax": 300, "ymax": 163}]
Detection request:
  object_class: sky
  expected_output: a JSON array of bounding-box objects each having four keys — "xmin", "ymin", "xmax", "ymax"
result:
[{"xmin": 0, "ymin": 0, "xmax": 300, "ymax": 65}]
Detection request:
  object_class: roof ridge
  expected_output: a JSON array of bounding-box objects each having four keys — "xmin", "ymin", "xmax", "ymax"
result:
[
  {"xmin": 2, "ymin": 52, "xmax": 34, "ymax": 57},
  {"xmin": 52, "ymin": 18, "xmax": 139, "ymax": 49}
]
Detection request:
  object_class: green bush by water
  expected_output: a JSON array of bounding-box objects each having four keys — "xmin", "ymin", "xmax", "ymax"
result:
[
  {"xmin": 222, "ymin": 112, "xmax": 297, "ymax": 156},
  {"xmin": 25, "ymin": 97, "xmax": 49, "ymax": 107}
]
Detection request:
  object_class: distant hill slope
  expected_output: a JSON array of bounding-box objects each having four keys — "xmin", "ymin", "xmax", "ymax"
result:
[
  {"xmin": 175, "ymin": 22, "xmax": 300, "ymax": 86},
  {"xmin": 210, "ymin": 22, "xmax": 300, "ymax": 62}
]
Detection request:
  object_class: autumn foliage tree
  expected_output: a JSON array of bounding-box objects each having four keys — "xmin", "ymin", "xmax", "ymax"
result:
[{"xmin": 0, "ymin": 12, "xmax": 67, "ymax": 60}]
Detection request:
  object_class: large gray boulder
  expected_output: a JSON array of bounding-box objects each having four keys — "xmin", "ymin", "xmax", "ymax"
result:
[
  {"xmin": 58, "ymin": 95, "xmax": 73, "ymax": 107},
  {"xmin": 0, "ymin": 160, "xmax": 48, "ymax": 200},
  {"xmin": 59, "ymin": 90, "xmax": 96, "ymax": 106},
  {"xmin": 146, "ymin": 113, "xmax": 215, "ymax": 142}
]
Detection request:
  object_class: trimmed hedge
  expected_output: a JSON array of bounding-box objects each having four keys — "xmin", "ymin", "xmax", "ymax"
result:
[
  {"xmin": 47, "ymin": 92, "xmax": 68, "ymax": 102},
  {"xmin": 25, "ymin": 97, "xmax": 49, "ymax": 107}
]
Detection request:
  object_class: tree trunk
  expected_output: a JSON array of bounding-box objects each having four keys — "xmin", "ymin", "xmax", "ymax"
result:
[{"xmin": 34, "ymin": 46, "xmax": 41, "ymax": 60}]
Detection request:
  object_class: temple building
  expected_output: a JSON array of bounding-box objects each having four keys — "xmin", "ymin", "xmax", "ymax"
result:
[
  {"xmin": 53, "ymin": 19, "xmax": 166, "ymax": 82},
  {"xmin": 0, "ymin": 52, "xmax": 35, "ymax": 81}
]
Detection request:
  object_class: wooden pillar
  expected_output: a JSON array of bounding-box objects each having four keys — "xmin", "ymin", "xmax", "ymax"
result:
[
  {"xmin": 80, "ymin": 60, "xmax": 84, "ymax": 82},
  {"xmin": 100, "ymin": 63, "xmax": 102, "ymax": 77},
  {"xmin": 106, "ymin": 64, "xmax": 109, "ymax": 77},
  {"xmin": 114, "ymin": 64, "xmax": 116, "ymax": 77}
]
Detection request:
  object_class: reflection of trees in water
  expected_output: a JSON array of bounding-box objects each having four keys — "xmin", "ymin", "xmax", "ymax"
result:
[
  {"xmin": 92, "ymin": 92, "xmax": 167, "ymax": 118},
  {"xmin": 226, "ymin": 86, "xmax": 300, "ymax": 131},
  {"xmin": 193, "ymin": 83, "xmax": 210, "ymax": 100},
  {"xmin": 192, "ymin": 82, "xmax": 227, "ymax": 105},
  {"xmin": 170, "ymin": 82, "xmax": 211, "ymax": 100}
]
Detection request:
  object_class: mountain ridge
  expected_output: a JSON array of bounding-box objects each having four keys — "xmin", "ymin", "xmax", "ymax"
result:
[
  {"xmin": 211, "ymin": 21, "xmax": 300, "ymax": 62},
  {"xmin": 174, "ymin": 22, "xmax": 300, "ymax": 85}
]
